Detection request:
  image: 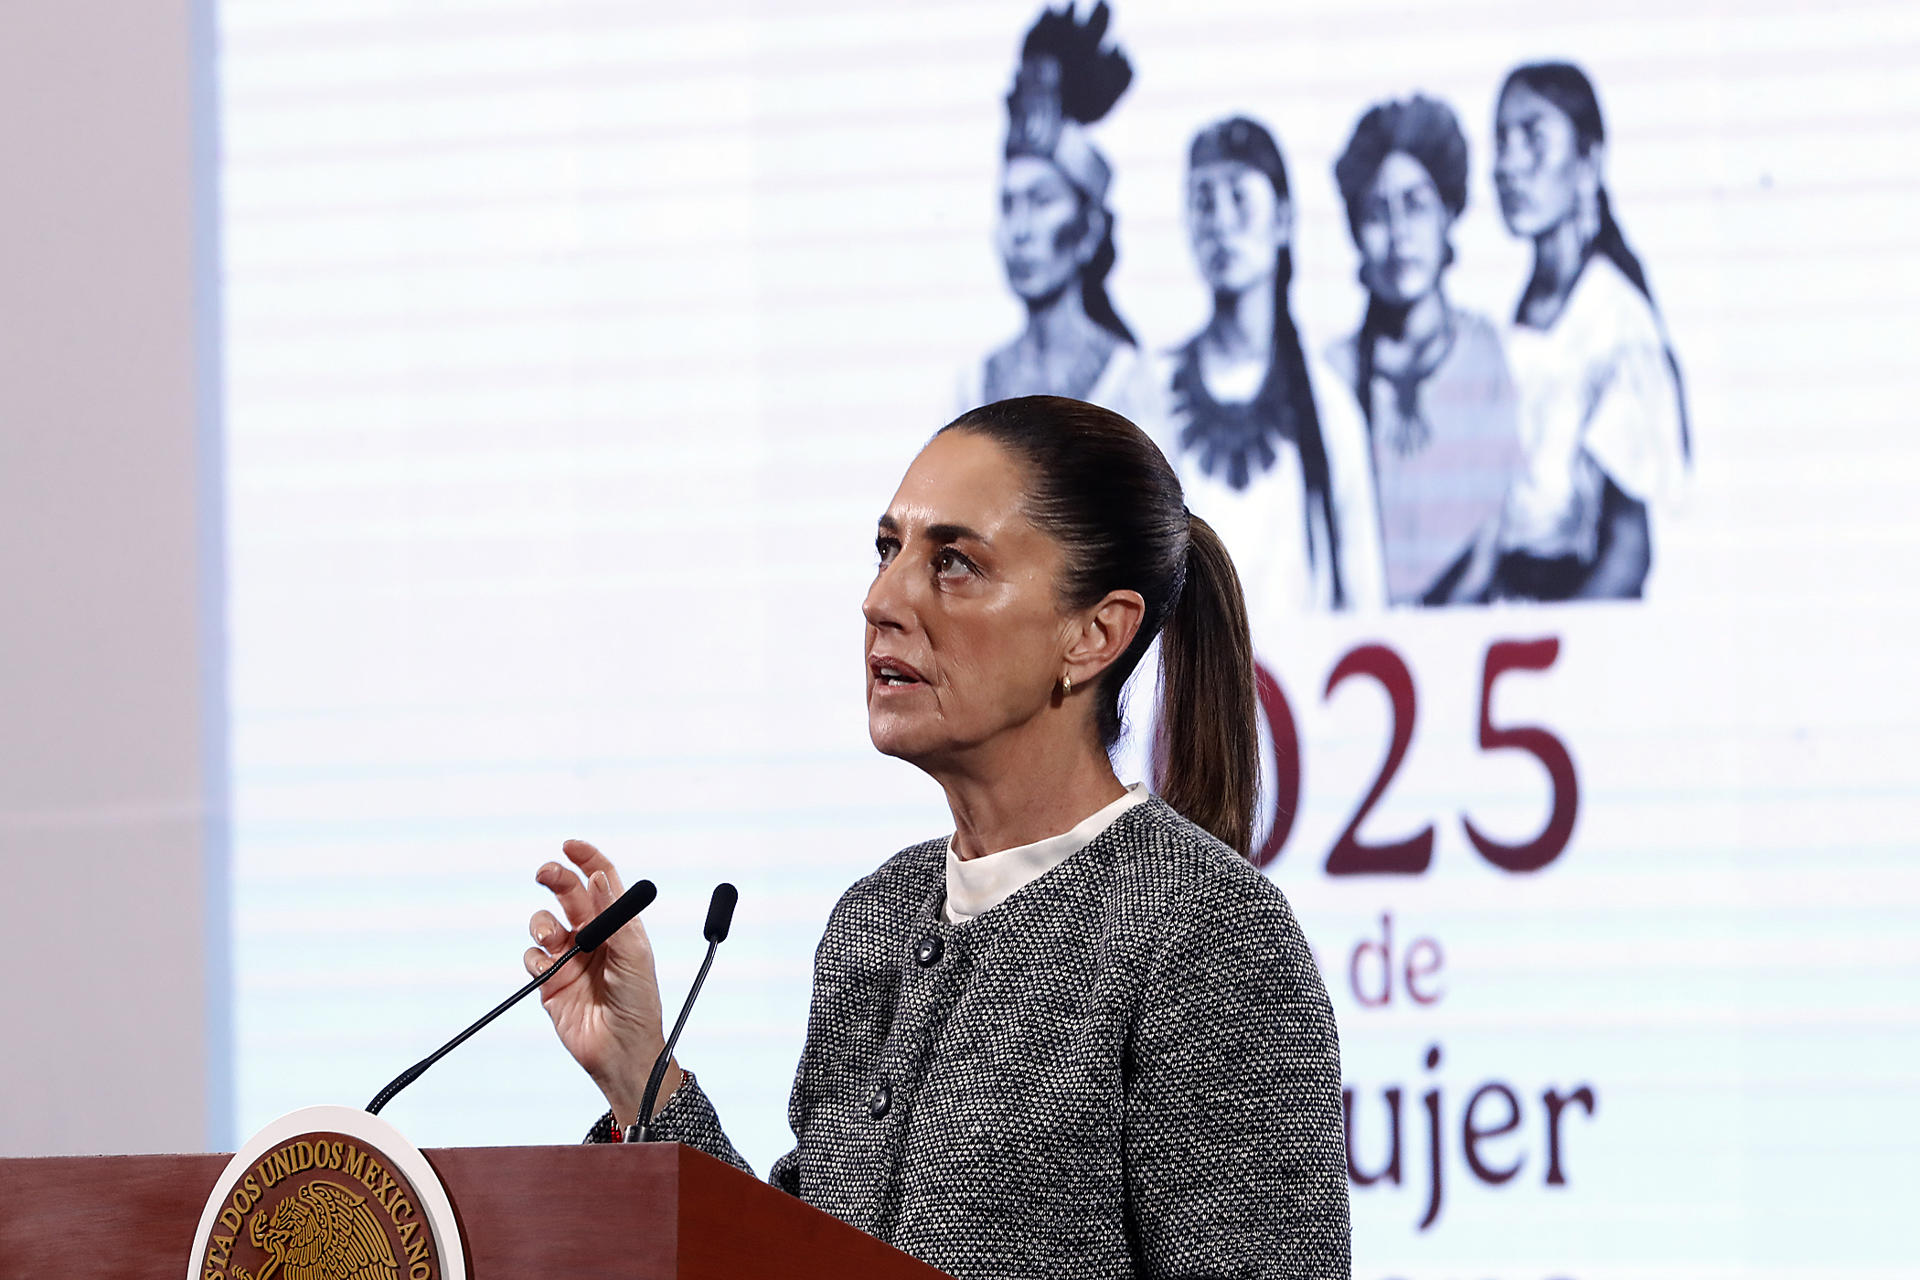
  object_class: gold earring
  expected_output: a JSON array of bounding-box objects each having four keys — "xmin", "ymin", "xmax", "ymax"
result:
[{"xmin": 1060, "ymin": 674, "xmax": 1073, "ymax": 697}]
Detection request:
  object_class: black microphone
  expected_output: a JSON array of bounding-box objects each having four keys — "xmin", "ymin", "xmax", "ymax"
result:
[
  {"xmin": 633, "ymin": 883, "xmax": 738, "ymax": 1141},
  {"xmin": 366, "ymin": 878, "xmax": 657, "ymax": 1116}
]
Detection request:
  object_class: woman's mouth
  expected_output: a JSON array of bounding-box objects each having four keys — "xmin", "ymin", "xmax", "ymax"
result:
[{"xmin": 870, "ymin": 657, "xmax": 928, "ymax": 689}]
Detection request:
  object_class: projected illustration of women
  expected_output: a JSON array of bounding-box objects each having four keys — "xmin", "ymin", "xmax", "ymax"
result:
[
  {"xmin": 1157, "ymin": 116, "xmax": 1384, "ymax": 622},
  {"xmin": 1491, "ymin": 62, "xmax": 1689, "ymax": 601},
  {"xmin": 960, "ymin": 3, "xmax": 1158, "ymax": 425},
  {"xmin": 1329, "ymin": 95, "xmax": 1523, "ymax": 606}
]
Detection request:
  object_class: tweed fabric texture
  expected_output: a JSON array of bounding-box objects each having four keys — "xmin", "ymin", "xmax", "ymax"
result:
[{"xmin": 590, "ymin": 797, "xmax": 1350, "ymax": 1278}]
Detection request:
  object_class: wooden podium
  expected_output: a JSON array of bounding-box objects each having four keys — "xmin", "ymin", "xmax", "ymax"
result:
[{"xmin": 0, "ymin": 1141, "xmax": 952, "ymax": 1279}]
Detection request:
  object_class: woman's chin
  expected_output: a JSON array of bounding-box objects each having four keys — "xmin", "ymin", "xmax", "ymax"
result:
[
  {"xmin": 867, "ymin": 711, "xmax": 933, "ymax": 763},
  {"xmin": 1500, "ymin": 203, "xmax": 1552, "ymax": 240},
  {"xmin": 1373, "ymin": 276, "xmax": 1436, "ymax": 310},
  {"xmin": 1006, "ymin": 269, "xmax": 1074, "ymax": 304}
]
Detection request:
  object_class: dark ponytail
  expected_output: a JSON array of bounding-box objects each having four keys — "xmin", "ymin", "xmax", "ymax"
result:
[
  {"xmin": 1154, "ymin": 513, "xmax": 1259, "ymax": 855},
  {"xmin": 941, "ymin": 395, "xmax": 1259, "ymax": 855}
]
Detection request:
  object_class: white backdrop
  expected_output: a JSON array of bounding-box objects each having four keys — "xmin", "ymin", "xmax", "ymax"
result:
[{"xmin": 220, "ymin": 1, "xmax": 1920, "ymax": 1275}]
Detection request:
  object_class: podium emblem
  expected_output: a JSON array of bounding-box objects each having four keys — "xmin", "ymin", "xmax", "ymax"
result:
[{"xmin": 186, "ymin": 1106, "xmax": 466, "ymax": 1280}]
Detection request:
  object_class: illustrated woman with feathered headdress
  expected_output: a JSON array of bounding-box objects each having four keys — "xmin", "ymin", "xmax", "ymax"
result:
[
  {"xmin": 959, "ymin": 3, "xmax": 1158, "ymax": 426},
  {"xmin": 1153, "ymin": 116, "xmax": 1386, "ymax": 626}
]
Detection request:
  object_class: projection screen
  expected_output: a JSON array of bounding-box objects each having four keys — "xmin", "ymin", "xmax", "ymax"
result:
[{"xmin": 220, "ymin": 2, "xmax": 1920, "ymax": 1275}]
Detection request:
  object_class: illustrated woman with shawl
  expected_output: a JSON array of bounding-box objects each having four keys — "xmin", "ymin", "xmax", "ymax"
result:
[
  {"xmin": 1328, "ymin": 94, "xmax": 1524, "ymax": 606},
  {"xmin": 1490, "ymin": 62, "xmax": 1690, "ymax": 601},
  {"xmin": 1155, "ymin": 116, "xmax": 1385, "ymax": 628},
  {"xmin": 959, "ymin": 3, "xmax": 1159, "ymax": 427}
]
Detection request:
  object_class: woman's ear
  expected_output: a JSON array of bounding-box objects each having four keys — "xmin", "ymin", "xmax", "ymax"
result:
[
  {"xmin": 1063, "ymin": 589, "xmax": 1146, "ymax": 686},
  {"xmin": 1583, "ymin": 139, "xmax": 1608, "ymax": 186},
  {"xmin": 1074, "ymin": 200, "xmax": 1109, "ymax": 268},
  {"xmin": 1574, "ymin": 143, "xmax": 1605, "ymax": 242},
  {"xmin": 1271, "ymin": 196, "xmax": 1295, "ymax": 251}
]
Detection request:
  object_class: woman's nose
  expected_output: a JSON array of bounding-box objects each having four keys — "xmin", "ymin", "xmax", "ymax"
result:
[
  {"xmin": 1493, "ymin": 140, "xmax": 1527, "ymax": 180},
  {"xmin": 1388, "ymin": 207, "xmax": 1419, "ymax": 253},
  {"xmin": 862, "ymin": 559, "xmax": 911, "ymax": 631}
]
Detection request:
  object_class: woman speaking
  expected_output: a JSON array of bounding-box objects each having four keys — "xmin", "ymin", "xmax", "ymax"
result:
[{"xmin": 523, "ymin": 396, "xmax": 1350, "ymax": 1279}]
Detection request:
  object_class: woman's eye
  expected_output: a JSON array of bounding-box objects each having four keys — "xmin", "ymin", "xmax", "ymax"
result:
[
  {"xmin": 876, "ymin": 539, "xmax": 898, "ymax": 567},
  {"xmin": 934, "ymin": 548, "xmax": 974, "ymax": 578}
]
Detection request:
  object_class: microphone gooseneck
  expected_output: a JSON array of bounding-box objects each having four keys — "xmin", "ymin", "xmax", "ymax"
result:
[
  {"xmin": 634, "ymin": 883, "xmax": 738, "ymax": 1141},
  {"xmin": 366, "ymin": 878, "xmax": 657, "ymax": 1116}
]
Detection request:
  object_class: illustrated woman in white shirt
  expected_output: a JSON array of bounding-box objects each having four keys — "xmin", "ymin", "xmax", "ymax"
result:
[
  {"xmin": 960, "ymin": 3, "xmax": 1159, "ymax": 428},
  {"xmin": 1491, "ymin": 62, "xmax": 1689, "ymax": 601}
]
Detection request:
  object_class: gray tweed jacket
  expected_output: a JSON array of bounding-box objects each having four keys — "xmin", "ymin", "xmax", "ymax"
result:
[{"xmin": 590, "ymin": 797, "xmax": 1350, "ymax": 1279}]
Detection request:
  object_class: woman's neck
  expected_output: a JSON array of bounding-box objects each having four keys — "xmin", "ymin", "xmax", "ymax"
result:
[
  {"xmin": 1521, "ymin": 217, "xmax": 1589, "ymax": 328},
  {"xmin": 1202, "ymin": 274, "xmax": 1276, "ymax": 362},
  {"xmin": 935, "ymin": 735, "xmax": 1128, "ymax": 862},
  {"xmin": 1022, "ymin": 281, "xmax": 1103, "ymax": 354},
  {"xmin": 1369, "ymin": 288, "xmax": 1452, "ymax": 373}
]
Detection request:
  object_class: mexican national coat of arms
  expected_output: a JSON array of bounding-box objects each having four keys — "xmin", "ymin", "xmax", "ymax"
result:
[{"xmin": 187, "ymin": 1107, "xmax": 465, "ymax": 1280}]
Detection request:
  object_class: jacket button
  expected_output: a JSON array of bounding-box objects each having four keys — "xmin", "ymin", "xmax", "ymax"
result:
[
  {"xmin": 868, "ymin": 1084, "xmax": 892, "ymax": 1120},
  {"xmin": 913, "ymin": 935, "xmax": 944, "ymax": 966}
]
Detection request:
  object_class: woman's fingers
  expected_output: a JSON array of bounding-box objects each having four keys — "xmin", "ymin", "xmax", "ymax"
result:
[
  {"xmin": 536, "ymin": 859, "xmax": 597, "ymax": 931},
  {"xmin": 539, "ymin": 840, "xmax": 630, "ymax": 930},
  {"xmin": 529, "ymin": 909, "xmax": 572, "ymax": 955},
  {"xmin": 588, "ymin": 869, "xmax": 617, "ymax": 913},
  {"xmin": 561, "ymin": 839, "xmax": 625, "ymax": 897}
]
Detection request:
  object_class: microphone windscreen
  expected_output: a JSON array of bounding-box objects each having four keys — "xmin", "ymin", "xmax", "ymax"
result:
[
  {"xmin": 577, "ymin": 879, "xmax": 657, "ymax": 952},
  {"xmin": 703, "ymin": 883, "xmax": 739, "ymax": 943}
]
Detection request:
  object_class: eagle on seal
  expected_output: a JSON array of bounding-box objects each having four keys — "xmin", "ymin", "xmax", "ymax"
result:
[{"xmin": 235, "ymin": 1179, "xmax": 399, "ymax": 1280}]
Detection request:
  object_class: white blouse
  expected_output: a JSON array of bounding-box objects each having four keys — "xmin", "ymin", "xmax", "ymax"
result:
[
  {"xmin": 1500, "ymin": 255, "xmax": 1688, "ymax": 560},
  {"xmin": 942, "ymin": 783, "xmax": 1150, "ymax": 924}
]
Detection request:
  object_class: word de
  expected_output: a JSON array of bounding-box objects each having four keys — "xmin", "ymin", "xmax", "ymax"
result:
[{"xmin": 1349, "ymin": 912, "xmax": 1444, "ymax": 1008}]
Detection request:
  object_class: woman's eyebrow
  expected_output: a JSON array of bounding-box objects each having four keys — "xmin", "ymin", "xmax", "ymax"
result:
[
  {"xmin": 875, "ymin": 514, "xmax": 990, "ymax": 547},
  {"xmin": 927, "ymin": 522, "xmax": 990, "ymax": 547}
]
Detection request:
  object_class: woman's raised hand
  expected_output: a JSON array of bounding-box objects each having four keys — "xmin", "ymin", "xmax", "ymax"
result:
[{"xmin": 524, "ymin": 839, "xmax": 672, "ymax": 1130}]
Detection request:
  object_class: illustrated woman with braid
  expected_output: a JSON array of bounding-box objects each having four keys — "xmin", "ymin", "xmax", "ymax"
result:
[
  {"xmin": 1156, "ymin": 116, "xmax": 1385, "ymax": 626},
  {"xmin": 1490, "ymin": 62, "xmax": 1689, "ymax": 601},
  {"xmin": 959, "ymin": 3, "xmax": 1159, "ymax": 428},
  {"xmin": 1329, "ymin": 94, "xmax": 1523, "ymax": 606}
]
